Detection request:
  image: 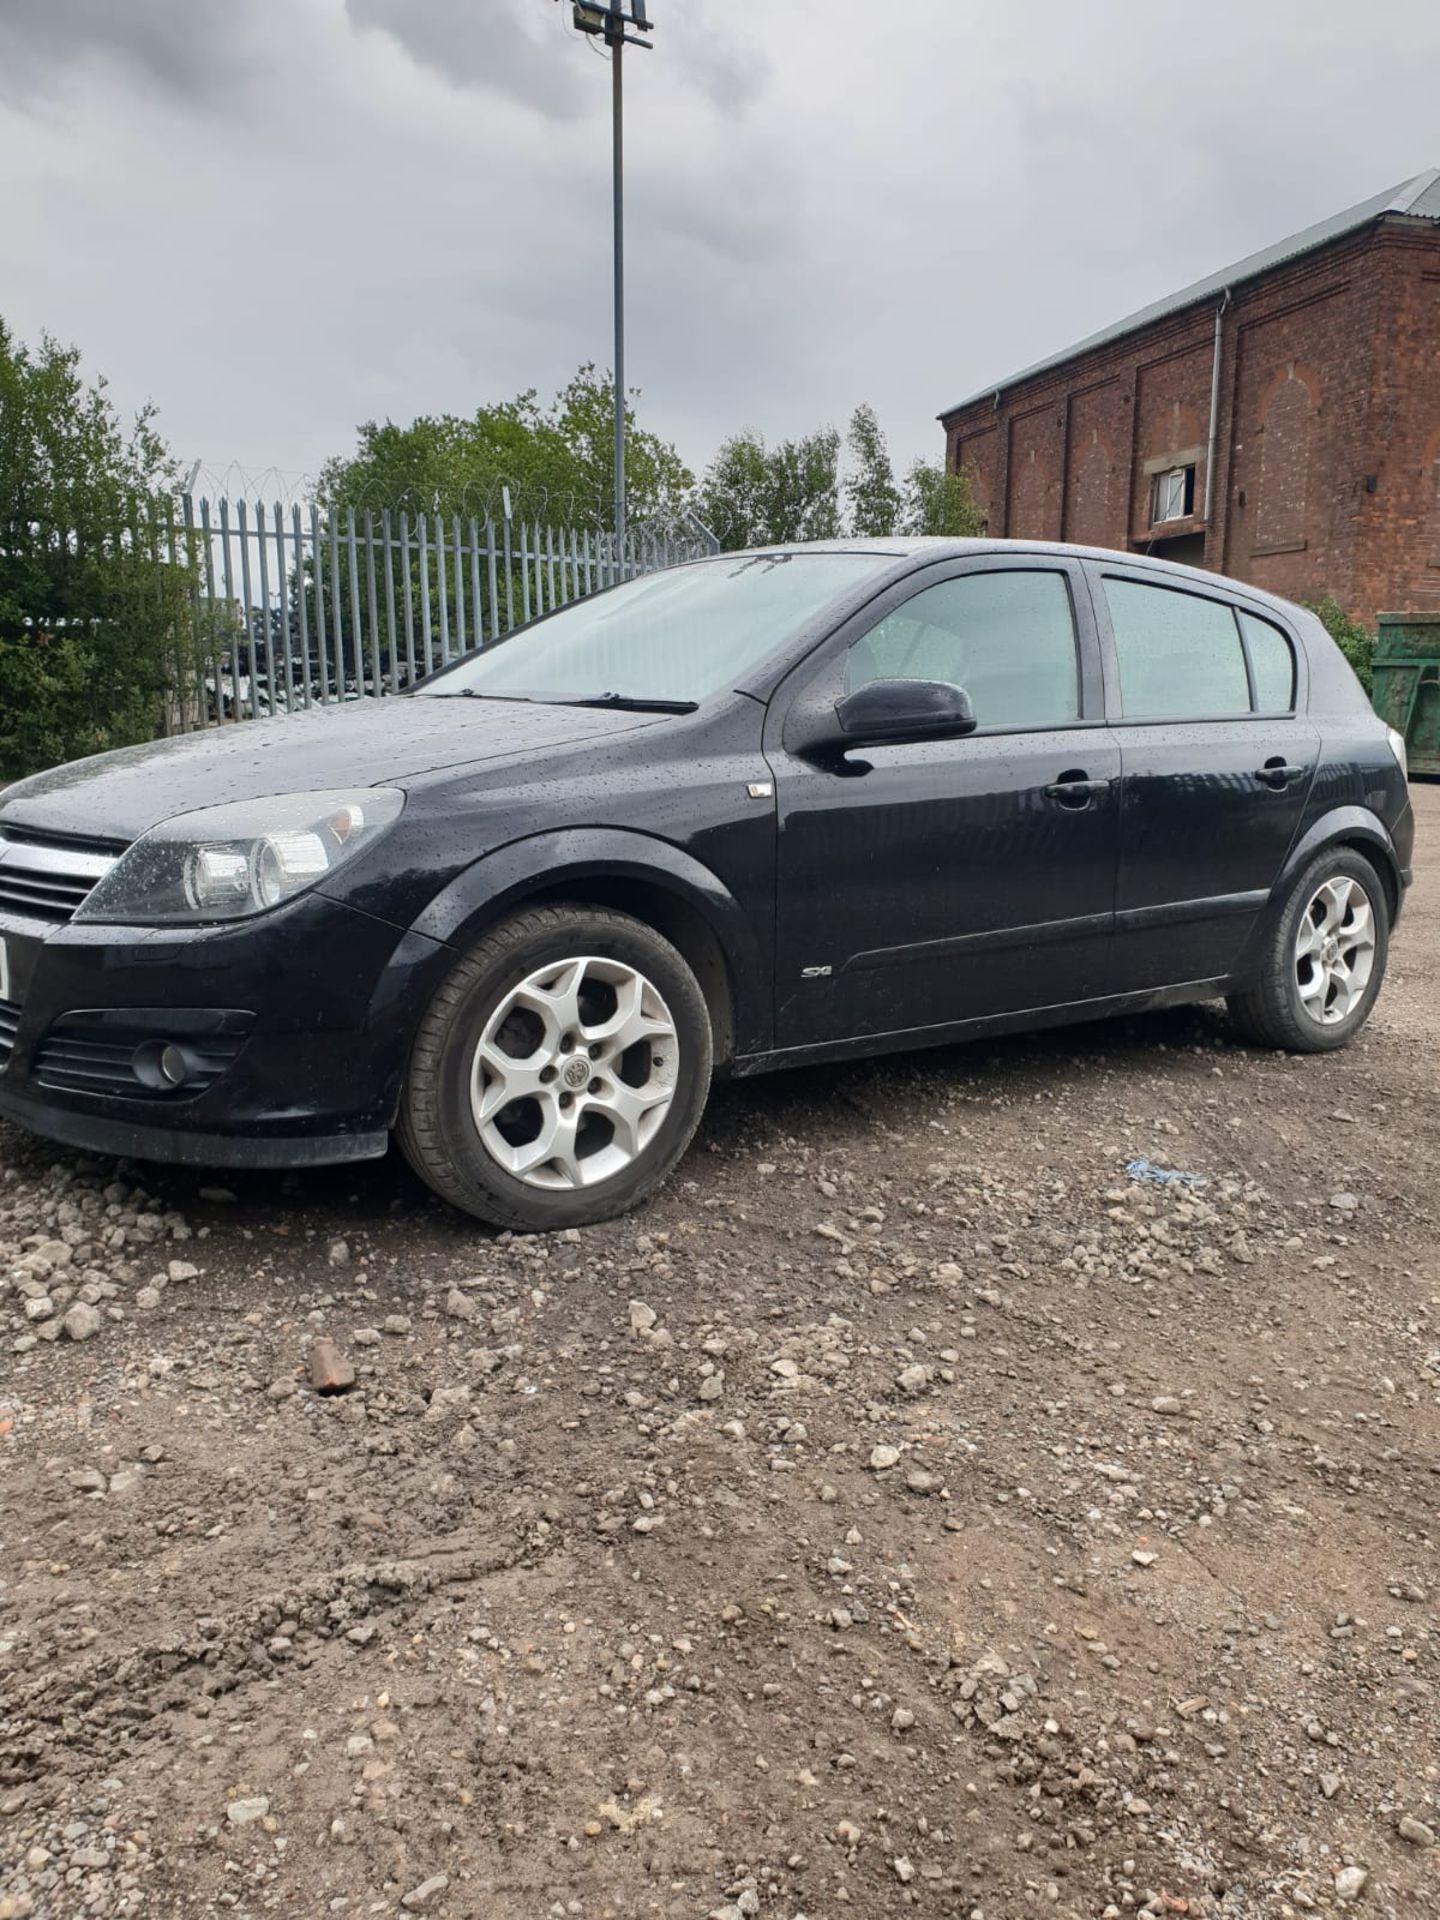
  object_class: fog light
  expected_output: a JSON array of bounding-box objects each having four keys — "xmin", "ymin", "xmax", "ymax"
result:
[{"xmin": 132, "ymin": 1039, "xmax": 197, "ymax": 1091}]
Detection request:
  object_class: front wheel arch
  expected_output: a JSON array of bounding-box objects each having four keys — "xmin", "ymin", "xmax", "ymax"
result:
[
  {"xmin": 397, "ymin": 901, "xmax": 715, "ymax": 1229},
  {"xmin": 407, "ymin": 829, "xmax": 766, "ymax": 1065},
  {"xmin": 502, "ymin": 876, "xmax": 736, "ymax": 1070}
]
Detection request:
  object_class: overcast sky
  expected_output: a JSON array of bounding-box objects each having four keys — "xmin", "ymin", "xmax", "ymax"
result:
[{"xmin": 2, "ymin": 0, "xmax": 1436, "ymax": 500}]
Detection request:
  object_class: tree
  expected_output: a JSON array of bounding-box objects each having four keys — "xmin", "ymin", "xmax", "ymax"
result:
[
  {"xmin": 766, "ymin": 428, "xmax": 842, "ymax": 544},
  {"xmin": 0, "ymin": 320, "xmax": 189, "ymax": 779},
  {"xmin": 700, "ymin": 413, "xmax": 985, "ymax": 549},
  {"xmin": 693, "ymin": 431, "xmax": 770, "ymax": 551},
  {"xmin": 698, "ymin": 427, "xmax": 842, "ymax": 550},
  {"xmin": 319, "ymin": 364, "xmax": 693, "ymax": 533},
  {"xmin": 900, "ymin": 458, "xmax": 986, "ymax": 539},
  {"xmin": 844, "ymin": 404, "xmax": 900, "ymax": 538}
]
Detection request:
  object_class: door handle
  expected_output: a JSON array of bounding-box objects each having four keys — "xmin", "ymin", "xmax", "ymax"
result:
[
  {"xmin": 1253, "ymin": 759, "xmax": 1307, "ymax": 790},
  {"xmin": 1044, "ymin": 774, "xmax": 1112, "ymax": 808}
]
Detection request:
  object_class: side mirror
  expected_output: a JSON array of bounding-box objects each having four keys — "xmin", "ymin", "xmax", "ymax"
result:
[{"xmin": 832, "ymin": 677, "xmax": 978, "ymax": 748}]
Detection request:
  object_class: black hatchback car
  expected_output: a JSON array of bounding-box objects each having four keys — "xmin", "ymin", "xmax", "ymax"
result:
[{"xmin": 0, "ymin": 540, "xmax": 1413, "ymax": 1230}]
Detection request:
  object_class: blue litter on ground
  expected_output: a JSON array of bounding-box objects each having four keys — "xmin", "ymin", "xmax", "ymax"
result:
[{"xmin": 1126, "ymin": 1156, "xmax": 1208, "ymax": 1190}]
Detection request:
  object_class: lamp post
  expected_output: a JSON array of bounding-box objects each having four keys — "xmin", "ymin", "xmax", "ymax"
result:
[{"xmin": 564, "ymin": 2, "xmax": 655, "ymax": 564}]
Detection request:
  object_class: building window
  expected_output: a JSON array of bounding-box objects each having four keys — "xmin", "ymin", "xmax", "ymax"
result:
[{"xmin": 1150, "ymin": 465, "xmax": 1196, "ymax": 526}]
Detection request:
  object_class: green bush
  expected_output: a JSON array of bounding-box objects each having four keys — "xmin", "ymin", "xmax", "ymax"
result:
[
  {"xmin": 1306, "ymin": 594, "xmax": 1376, "ymax": 695},
  {"xmin": 1, "ymin": 320, "xmax": 195, "ymax": 781}
]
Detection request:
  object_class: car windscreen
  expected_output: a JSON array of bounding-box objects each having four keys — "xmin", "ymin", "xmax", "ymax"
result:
[{"xmin": 412, "ymin": 552, "xmax": 890, "ymax": 707}]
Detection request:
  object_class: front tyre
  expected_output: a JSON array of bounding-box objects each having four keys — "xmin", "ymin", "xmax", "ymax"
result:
[
  {"xmin": 397, "ymin": 905, "xmax": 713, "ymax": 1230},
  {"xmin": 1226, "ymin": 848, "xmax": 1389, "ymax": 1053}
]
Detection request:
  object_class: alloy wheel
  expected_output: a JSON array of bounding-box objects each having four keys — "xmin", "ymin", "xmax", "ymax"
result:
[
  {"xmin": 469, "ymin": 955, "xmax": 679, "ymax": 1189},
  {"xmin": 1294, "ymin": 876, "xmax": 1376, "ymax": 1026}
]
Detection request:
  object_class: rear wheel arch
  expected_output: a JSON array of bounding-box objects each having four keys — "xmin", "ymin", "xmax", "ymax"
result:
[
  {"xmin": 1228, "ymin": 843, "xmax": 1389, "ymax": 1051},
  {"xmin": 1271, "ymin": 807, "xmax": 1402, "ymax": 924},
  {"xmin": 1329, "ymin": 834, "xmax": 1401, "ymax": 924},
  {"xmin": 1227, "ymin": 807, "xmax": 1400, "ymax": 994}
]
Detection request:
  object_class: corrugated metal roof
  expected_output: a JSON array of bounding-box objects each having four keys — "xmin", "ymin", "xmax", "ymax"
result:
[{"xmin": 940, "ymin": 167, "xmax": 1440, "ymax": 420}]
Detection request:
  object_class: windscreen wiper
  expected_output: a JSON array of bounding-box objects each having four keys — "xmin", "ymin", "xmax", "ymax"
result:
[
  {"xmin": 427, "ymin": 690, "xmax": 542, "ymax": 703},
  {"xmin": 560, "ymin": 692, "xmax": 699, "ymax": 714}
]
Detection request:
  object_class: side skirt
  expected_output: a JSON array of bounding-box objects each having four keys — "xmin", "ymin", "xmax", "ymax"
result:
[{"xmin": 730, "ymin": 977, "xmax": 1233, "ymax": 1078}]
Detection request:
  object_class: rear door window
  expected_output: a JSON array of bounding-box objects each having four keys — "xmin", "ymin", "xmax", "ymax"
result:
[{"xmin": 1103, "ymin": 577, "xmax": 1252, "ymax": 719}]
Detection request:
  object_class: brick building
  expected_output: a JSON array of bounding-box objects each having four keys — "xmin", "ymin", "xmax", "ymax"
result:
[{"xmin": 939, "ymin": 169, "xmax": 1440, "ymax": 624}]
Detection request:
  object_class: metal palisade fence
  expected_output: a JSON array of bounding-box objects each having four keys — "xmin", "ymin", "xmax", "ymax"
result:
[{"xmin": 174, "ymin": 495, "xmax": 716, "ymax": 729}]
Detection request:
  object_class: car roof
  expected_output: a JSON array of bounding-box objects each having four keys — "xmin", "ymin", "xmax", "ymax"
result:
[{"xmin": 719, "ymin": 537, "xmax": 1312, "ymax": 623}]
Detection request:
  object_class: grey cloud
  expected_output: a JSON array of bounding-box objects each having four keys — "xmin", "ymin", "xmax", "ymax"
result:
[
  {"xmin": 342, "ymin": 0, "xmax": 767, "ymax": 123},
  {"xmin": 344, "ymin": 0, "xmax": 588, "ymax": 119},
  {"xmin": 667, "ymin": 15, "xmax": 768, "ymax": 119},
  {"xmin": 0, "ymin": 0, "xmax": 263, "ymax": 102},
  {"xmin": 641, "ymin": 170, "xmax": 794, "ymax": 268},
  {"xmin": 2, "ymin": 0, "xmax": 1438, "ymax": 499}
]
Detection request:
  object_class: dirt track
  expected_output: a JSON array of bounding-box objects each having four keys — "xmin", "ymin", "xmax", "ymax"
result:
[{"xmin": 2, "ymin": 785, "xmax": 1438, "ymax": 1920}]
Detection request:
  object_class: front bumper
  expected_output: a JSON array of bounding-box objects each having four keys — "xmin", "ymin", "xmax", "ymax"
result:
[
  {"xmin": 0, "ymin": 1080, "xmax": 390, "ymax": 1166},
  {"xmin": 0, "ymin": 892, "xmax": 450, "ymax": 1168}
]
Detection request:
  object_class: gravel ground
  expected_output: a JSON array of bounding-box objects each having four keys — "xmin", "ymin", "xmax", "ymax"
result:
[{"xmin": 2, "ymin": 785, "xmax": 1437, "ymax": 1920}]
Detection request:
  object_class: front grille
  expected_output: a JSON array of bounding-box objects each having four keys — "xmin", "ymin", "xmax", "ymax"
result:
[
  {"xmin": 33, "ymin": 1023, "xmax": 247, "ymax": 1101},
  {"xmin": 0, "ymin": 998, "xmax": 18, "ymax": 1072},
  {"xmin": 0, "ymin": 831, "xmax": 120, "ymax": 924}
]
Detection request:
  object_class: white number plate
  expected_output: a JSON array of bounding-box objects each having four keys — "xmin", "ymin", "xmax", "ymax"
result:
[{"xmin": 0, "ymin": 930, "xmax": 33, "ymax": 1006}]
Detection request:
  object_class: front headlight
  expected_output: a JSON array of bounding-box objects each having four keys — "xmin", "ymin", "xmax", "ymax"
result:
[
  {"xmin": 76, "ymin": 789, "xmax": 405, "ymax": 926},
  {"xmin": 1386, "ymin": 726, "xmax": 1409, "ymax": 783}
]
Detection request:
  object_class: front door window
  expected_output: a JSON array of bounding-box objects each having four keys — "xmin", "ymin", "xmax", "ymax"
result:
[{"xmin": 845, "ymin": 569, "xmax": 1080, "ymax": 731}]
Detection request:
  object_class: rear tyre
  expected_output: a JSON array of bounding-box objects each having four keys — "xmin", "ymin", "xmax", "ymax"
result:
[
  {"xmin": 1226, "ymin": 848, "xmax": 1389, "ymax": 1053},
  {"xmin": 397, "ymin": 904, "xmax": 713, "ymax": 1230}
]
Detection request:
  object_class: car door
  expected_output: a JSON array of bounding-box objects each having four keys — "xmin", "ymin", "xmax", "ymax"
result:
[
  {"xmin": 1088, "ymin": 565, "xmax": 1320, "ymax": 990},
  {"xmin": 766, "ymin": 556, "xmax": 1122, "ymax": 1052}
]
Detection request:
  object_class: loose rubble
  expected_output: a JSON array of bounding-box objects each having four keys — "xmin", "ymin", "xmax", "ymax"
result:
[{"xmin": 2, "ymin": 785, "xmax": 1439, "ymax": 1919}]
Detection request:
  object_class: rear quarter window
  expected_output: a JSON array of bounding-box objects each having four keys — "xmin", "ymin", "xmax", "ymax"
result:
[{"xmin": 1239, "ymin": 611, "xmax": 1297, "ymax": 712}]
